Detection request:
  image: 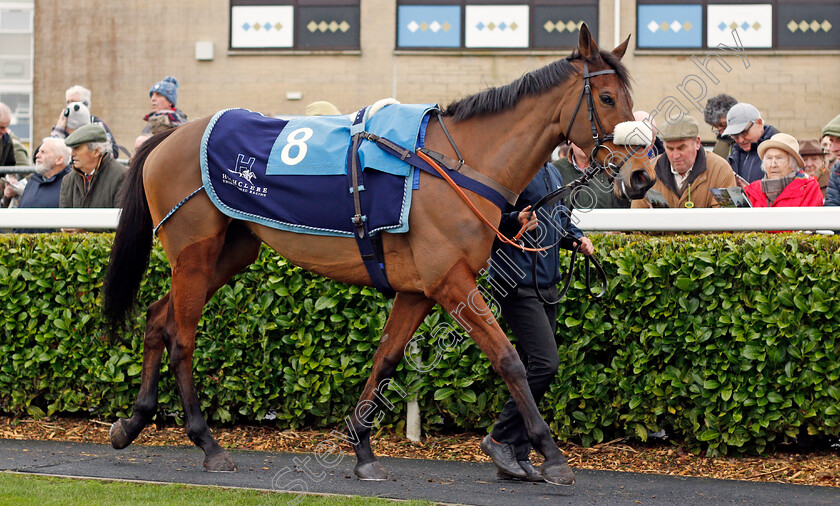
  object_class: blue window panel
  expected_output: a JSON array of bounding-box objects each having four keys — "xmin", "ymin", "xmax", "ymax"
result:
[
  {"xmin": 638, "ymin": 5, "xmax": 702, "ymax": 48},
  {"xmin": 398, "ymin": 5, "xmax": 461, "ymax": 48}
]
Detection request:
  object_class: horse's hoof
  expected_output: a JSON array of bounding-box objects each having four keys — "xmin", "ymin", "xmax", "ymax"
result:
[
  {"xmin": 205, "ymin": 451, "xmax": 238, "ymax": 472},
  {"xmin": 541, "ymin": 461, "xmax": 575, "ymax": 486},
  {"xmin": 354, "ymin": 461, "xmax": 388, "ymax": 481},
  {"xmin": 109, "ymin": 419, "xmax": 131, "ymax": 450}
]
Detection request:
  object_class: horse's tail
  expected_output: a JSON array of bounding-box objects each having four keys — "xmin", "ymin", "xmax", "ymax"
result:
[{"xmin": 103, "ymin": 128, "xmax": 178, "ymax": 333}]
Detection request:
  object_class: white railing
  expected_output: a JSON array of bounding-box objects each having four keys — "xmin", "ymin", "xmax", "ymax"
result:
[{"xmin": 2, "ymin": 207, "xmax": 840, "ymax": 231}]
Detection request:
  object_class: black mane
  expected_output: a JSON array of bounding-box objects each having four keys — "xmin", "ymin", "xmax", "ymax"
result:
[{"xmin": 442, "ymin": 49, "xmax": 631, "ymax": 121}]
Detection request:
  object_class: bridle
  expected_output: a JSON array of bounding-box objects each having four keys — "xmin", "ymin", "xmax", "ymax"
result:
[{"xmin": 525, "ymin": 60, "xmax": 646, "ymax": 304}]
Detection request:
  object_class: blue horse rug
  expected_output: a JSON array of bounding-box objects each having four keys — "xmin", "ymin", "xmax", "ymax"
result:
[{"xmin": 200, "ymin": 104, "xmax": 436, "ymax": 237}]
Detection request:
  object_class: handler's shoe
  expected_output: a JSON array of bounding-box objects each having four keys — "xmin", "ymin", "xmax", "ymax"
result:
[
  {"xmin": 480, "ymin": 434, "xmax": 527, "ymax": 479},
  {"xmin": 496, "ymin": 459, "xmax": 544, "ymax": 482}
]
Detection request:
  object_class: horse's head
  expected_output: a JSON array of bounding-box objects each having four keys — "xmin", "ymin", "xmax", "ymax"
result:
[{"xmin": 560, "ymin": 24, "xmax": 655, "ymax": 201}]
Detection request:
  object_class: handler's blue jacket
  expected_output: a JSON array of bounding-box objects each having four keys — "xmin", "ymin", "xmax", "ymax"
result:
[{"xmin": 489, "ymin": 163, "xmax": 583, "ymax": 290}]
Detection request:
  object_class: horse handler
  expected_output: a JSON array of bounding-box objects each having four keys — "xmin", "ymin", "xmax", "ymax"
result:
[{"xmin": 482, "ymin": 161, "xmax": 594, "ymax": 482}]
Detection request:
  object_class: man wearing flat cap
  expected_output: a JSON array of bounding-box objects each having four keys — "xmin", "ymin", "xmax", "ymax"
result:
[
  {"xmin": 799, "ymin": 139, "xmax": 829, "ymax": 199},
  {"xmin": 823, "ymin": 113, "xmax": 840, "ymax": 207},
  {"xmin": 60, "ymin": 123, "xmax": 126, "ymax": 211},
  {"xmin": 632, "ymin": 115, "xmax": 735, "ymax": 209}
]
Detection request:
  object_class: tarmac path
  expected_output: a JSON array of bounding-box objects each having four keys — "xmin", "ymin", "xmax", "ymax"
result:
[{"xmin": 2, "ymin": 439, "xmax": 839, "ymax": 505}]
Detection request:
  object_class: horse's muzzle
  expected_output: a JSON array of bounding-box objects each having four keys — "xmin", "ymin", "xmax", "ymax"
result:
[{"xmin": 615, "ymin": 169, "xmax": 655, "ymax": 201}]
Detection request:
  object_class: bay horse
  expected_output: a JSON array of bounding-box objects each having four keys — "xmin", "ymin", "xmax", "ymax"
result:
[{"xmin": 103, "ymin": 25, "xmax": 653, "ymax": 486}]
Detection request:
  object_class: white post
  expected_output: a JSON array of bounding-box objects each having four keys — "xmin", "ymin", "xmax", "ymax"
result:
[{"xmin": 406, "ymin": 340, "xmax": 421, "ymax": 442}]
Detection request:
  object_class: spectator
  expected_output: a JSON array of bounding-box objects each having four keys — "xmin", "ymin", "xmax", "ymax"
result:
[
  {"xmin": 822, "ymin": 135, "xmax": 837, "ymax": 167},
  {"xmin": 552, "ymin": 142, "xmax": 630, "ymax": 209},
  {"xmin": 483, "ymin": 161, "xmax": 592, "ymax": 483},
  {"xmin": 744, "ymin": 133, "xmax": 822, "ymax": 208},
  {"xmin": 143, "ymin": 76, "xmax": 187, "ymax": 134},
  {"xmin": 0, "ymin": 102, "xmax": 28, "ymax": 207},
  {"xmin": 822, "ymin": 114, "xmax": 840, "ymax": 207},
  {"xmin": 799, "ymin": 139, "xmax": 829, "ymax": 199},
  {"xmin": 60, "ymin": 124, "xmax": 126, "ymax": 211},
  {"xmin": 723, "ymin": 103, "xmax": 777, "ymax": 186},
  {"xmin": 51, "ymin": 85, "xmax": 120, "ymax": 158},
  {"xmin": 0, "ymin": 101, "xmax": 16, "ymax": 167},
  {"xmin": 703, "ymin": 94, "xmax": 738, "ymax": 159},
  {"xmin": 0, "ymin": 101, "xmax": 28, "ymax": 167},
  {"xmin": 11, "ymin": 137, "xmax": 72, "ymax": 233},
  {"xmin": 305, "ymin": 101, "xmax": 341, "ymax": 116},
  {"xmin": 632, "ymin": 116, "xmax": 735, "ymax": 208}
]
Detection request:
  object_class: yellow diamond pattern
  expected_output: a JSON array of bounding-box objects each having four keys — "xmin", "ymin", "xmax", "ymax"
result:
[
  {"xmin": 787, "ymin": 20, "xmax": 799, "ymax": 32},
  {"xmin": 822, "ymin": 20, "xmax": 832, "ymax": 32},
  {"xmin": 510, "ymin": 22, "xmax": 519, "ymax": 31},
  {"xmin": 683, "ymin": 21, "xmax": 693, "ymax": 31},
  {"xmin": 729, "ymin": 22, "xmax": 739, "ymax": 30},
  {"xmin": 253, "ymin": 21, "xmax": 261, "ymax": 31},
  {"xmin": 544, "ymin": 20, "xmax": 555, "ymax": 32},
  {"xmin": 487, "ymin": 22, "xmax": 497, "ymax": 30},
  {"xmin": 274, "ymin": 22, "xmax": 283, "ymax": 31},
  {"xmin": 799, "ymin": 20, "xmax": 809, "ymax": 31},
  {"xmin": 441, "ymin": 21, "xmax": 451, "ymax": 32},
  {"xmin": 661, "ymin": 21, "xmax": 671, "ymax": 31},
  {"xmin": 420, "ymin": 21, "xmax": 429, "ymax": 31},
  {"xmin": 810, "ymin": 20, "xmax": 821, "ymax": 32},
  {"xmin": 752, "ymin": 22, "xmax": 761, "ymax": 31},
  {"xmin": 306, "ymin": 19, "xmax": 352, "ymax": 33}
]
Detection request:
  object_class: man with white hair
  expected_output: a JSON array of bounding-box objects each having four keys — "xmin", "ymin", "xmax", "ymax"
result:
[
  {"xmin": 9, "ymin": 137, "xmax": 72, "ymax": 233},
  {"xmin": 59, "ymin": 124, "xmax": 126, "ymax": 209},
  {"xmin": 51, "ymin": 85, "xmax": 120, "ymax": 158}
]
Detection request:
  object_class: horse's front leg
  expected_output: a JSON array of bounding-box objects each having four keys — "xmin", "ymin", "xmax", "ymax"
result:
[
  {"xmin": 349, "ymin": 292, "xmax": 436, "ymax": 480},
  {"xmin": 110, "ymin": 295, "xmax": 171, "ymax": 449},
  {"xmin": 431, "ymin": 260, "xmax": 574, "ymax": 486}
]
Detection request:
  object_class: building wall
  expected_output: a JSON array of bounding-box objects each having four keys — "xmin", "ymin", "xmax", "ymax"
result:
[{"xmin": 34, "ymin": 0, "xmax": 840, "ymax": 155}]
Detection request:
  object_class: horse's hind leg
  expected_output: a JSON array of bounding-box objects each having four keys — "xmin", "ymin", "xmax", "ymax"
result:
[
  {"xmin": 110, "ymin": 222, "xmax": 261, "ymax": 460},
  {"xmin": 110, "ymin": 293, "xmax": 172, "ymax": 449},
  {"xmin": 349, "ymin": 292, "xmax": 435, "ymax": 480},
  {"xmin": 431, "ymin": 261, "xmax": 574, "ymax": 486}
]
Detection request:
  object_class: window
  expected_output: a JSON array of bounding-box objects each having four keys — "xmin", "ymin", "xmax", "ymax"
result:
[
  {"xmin": 0, "ymin": 1, "xmax": 33, "ymax": 145},
  {"xmin": 637, "ymin": 0, "xmax": 840, "ymax": 50},
  {"xmin": 229, "ymin": 0, "xmax": 360, "ymax": 50},
  {"xmin": 396, "ymin": 1, "xmax": 599, "ymax": 50}
]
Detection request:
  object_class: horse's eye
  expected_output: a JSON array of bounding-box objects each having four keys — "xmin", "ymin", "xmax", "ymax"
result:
[{"xmin": 600, "ymin": 94, "xmax": 615, "ymax": 107}]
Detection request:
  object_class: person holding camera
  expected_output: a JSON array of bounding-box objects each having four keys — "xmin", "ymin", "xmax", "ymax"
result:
[{"xmin": 50, "ymin": 85, "xmax": 120, "ymax": 158}]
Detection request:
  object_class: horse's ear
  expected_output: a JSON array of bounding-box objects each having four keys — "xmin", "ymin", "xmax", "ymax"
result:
[
  {"xmin": 578, "ymin": 23, "xmax": 600, "ymax": 60},
  {"xmin": 612, "ymin": 35, "xmax": 631, "ymax": 60}
]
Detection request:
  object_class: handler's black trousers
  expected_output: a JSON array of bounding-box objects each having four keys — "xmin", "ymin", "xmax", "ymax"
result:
[{"xmin": 490, "ymin": 285, "xmax": 560, "ymax": 461}]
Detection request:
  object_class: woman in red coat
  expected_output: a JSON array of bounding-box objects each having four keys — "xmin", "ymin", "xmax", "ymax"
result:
[{"xmin": 745, "ymin": 133, "xmax": 823, "ymax": 208}]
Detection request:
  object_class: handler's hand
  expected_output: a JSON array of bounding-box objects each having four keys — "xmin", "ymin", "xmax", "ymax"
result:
[
  {"xmin": 578, "ymin": 236, "xmax": 594, "ymax": 256},
  {"xmin": 517, "ymin": 205, "xmax": 538, "ymax": 231}
]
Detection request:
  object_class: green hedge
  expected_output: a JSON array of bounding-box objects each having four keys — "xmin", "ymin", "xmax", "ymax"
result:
[{"xmin": 1, "ymin": 232, "xmax": 839, "ymax": 456}]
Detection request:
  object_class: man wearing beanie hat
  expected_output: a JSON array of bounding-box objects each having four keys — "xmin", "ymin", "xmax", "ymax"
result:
[
  {"xmin": 59, "ymin": 124, "xmax": 126, "ymax": 214},
  {"xmin": 631, "ymin": 115, "xmax": 736, "ymax": 209},
  {"xmin": 722, "ymin": 103, "xmax": 778, "ymax": 185},
  {"xmin": 823, "ymin": 114, "xmax": 840, "ymax": 206},
  {"xmin": 143, "ymin": 76, "xmax": 188, "ymax": 134}
]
